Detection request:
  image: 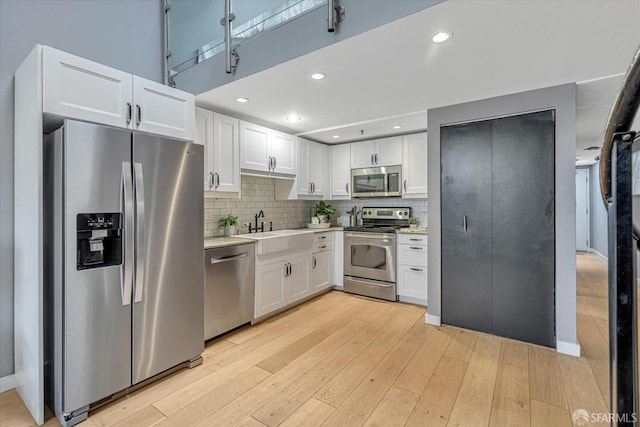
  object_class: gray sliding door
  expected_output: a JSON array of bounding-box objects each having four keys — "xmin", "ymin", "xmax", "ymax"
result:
[
  {"xmin": 441, "ymin": 110, "xmax": 555, "ymax": 347},
  {"xmin": 491, "ymin": 111, "xmax": 555, "ymax": 346},
  {"xmin": 441, "ymin": 121, "xmax": 493, "ymax": 333}
]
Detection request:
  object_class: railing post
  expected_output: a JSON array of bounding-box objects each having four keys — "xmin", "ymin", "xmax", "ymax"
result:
[
  {"xmin": 223, "ymin": 0, "xmax": 238, "ymax": 74},
  {"xmin": 608, "ymin": 130, "xmax": 638, "ymax": 426}
]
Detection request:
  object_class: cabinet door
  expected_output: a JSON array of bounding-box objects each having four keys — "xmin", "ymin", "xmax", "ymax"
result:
[
  {"xmin": 309, "ymin": 142, "xmax": 329, "ymax": 197},
  {"xmin": 375, "ymin": 136, "xmax": 403, "ymax": 166},
  {"xmin": 350, "ymin": 140, "xmax": 376, "ymax": 168},
  {"xmin": 240, "ymin": 121, "xmax": 270, "ymax": 173},
  {"xmin": 213, "ymin": 113, "xmax": 240, "ymax": 193},
  {"xmin": 196, "ymin": 108, "xmax": 214, "ymax": 191},
  {"xmin": 397, "ymin": 265, "xmax": 427, "ymax": 305},
  {"xmin": 402, "ymin": 133, "xmax": 428, "ymax": 198},
  {"xmin": 330, "ymin": 144, "xmax": 351, "ymax": 199},
  {"xmin": 296, "ymin": 139, "xmax": 311, "ymax": 195},
  {"xmin": 288, "ymin": 255, "xmax": 311, "ymax": 303},
  {"xmin": 270, "ymin": 131, "xmax": 297, "ymax": 175},
  {"xmin": 43, "ymin": 46, "xmax": 133, "ymax": 130},
  {"xmin": 255, "ymin": 261, "xmax": 287, "ymax": 318},
  {"xmin": 312, "ymin": 251, "xmax": 333, "ymax": 292},
  {"xmin": 132, "ymin": 75, "xmax": 194, "ymax": 141}
]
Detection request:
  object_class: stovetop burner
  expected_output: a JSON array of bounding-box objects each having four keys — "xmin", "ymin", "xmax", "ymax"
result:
[{"xmin": 344, "ymin": 207, "xmax": 412, "ymax": 233}]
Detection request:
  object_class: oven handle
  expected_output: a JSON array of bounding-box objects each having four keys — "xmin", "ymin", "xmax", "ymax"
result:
[{"xmin": 344, "ymin": 275, "xmax": 395, "ymax": 288}]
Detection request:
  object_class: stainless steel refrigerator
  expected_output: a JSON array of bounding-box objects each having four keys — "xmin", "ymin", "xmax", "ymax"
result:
[{"xmin": 44, "ymin": 119, "xmax": 204, "ymax": 427}]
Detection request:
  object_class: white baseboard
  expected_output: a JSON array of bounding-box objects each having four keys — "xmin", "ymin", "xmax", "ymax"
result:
[
  {"xmin": 557, "ymin": 340, "xmax": 581, "ymax": 357},
  {"xmin": 0, "ymin": 374, "xmax": 15, "ymax": 393},
  {"xmin": 425, "ymin": 313, "xmax": 441, "ymax": 326},
  {"xmin": 398, "ymin": 296, "xmax": 427, "ymax": 306},
  {"xmin": 588, "ymin": 248, "xmax": 608, "ymax": 261}
]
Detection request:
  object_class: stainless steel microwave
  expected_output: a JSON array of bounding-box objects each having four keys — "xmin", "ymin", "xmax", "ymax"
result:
[{"xmin": 351, "ymin": 165, "xmax": 402, "ymax": 198}]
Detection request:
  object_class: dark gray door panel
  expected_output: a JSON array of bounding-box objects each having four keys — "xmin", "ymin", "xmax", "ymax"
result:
[
  {"xmin": 491, "ymin": 111, "xmax": 555, "ymax": 347},
  {"xmin": 441, "ymin": 121, "xmax": 494, "ymax": 333}
]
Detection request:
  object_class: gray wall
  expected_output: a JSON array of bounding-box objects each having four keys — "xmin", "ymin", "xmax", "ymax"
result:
[
  {"xmin": 0, "ymin": 0, "xmax": 164, "ymax": 379},
  {"xmin": 427, "ymin": 84, "xmax": 579, "ymax": 351},
  {"xmin": 590, "ymin": 162, "xmax": 609, "ymax": 258}
]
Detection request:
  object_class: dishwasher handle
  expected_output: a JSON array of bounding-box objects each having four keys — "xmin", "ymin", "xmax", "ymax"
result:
[{"xmin": 210, "ymin": 252, "xmax": 248, "ymax": 264}]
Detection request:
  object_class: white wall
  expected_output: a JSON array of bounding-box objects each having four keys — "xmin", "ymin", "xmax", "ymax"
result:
[
  {"xmin": 0, "ymin": 0, "xmax": 164, "ymax": 380},
  {"xmin": 590, "ymin": 162, "xmax": 609, "ymax": 258},
  {"xmin": 427, "ymin": 84, "xmax": 579, "ymax": 355}
]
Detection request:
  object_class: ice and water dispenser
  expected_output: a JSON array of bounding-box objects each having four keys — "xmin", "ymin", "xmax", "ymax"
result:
[{"xmin": 76, "ymin": 213, "xmax": 123, "ymax": 270}]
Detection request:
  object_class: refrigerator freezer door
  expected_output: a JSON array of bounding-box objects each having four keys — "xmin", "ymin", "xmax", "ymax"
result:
[
  {"xmin": 61, "ymin": 120, "xmax": 132, "ymax": 411},
  {"xmin": 132, "ymin": 134, "xmax": 204, "ymax": 384}
]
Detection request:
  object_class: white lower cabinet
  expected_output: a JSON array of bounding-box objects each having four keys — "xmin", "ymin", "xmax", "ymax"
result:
[
  {"xmin": 312, "ymin": 232, "xmax": 334, "ymax": 292},
  {"xmin": 255, "ymin": 252, "xmax": 312, "ymax": 319},
  {"xmin": 396, "ymin": 233, "xmax": 428, "ymax": 306}
]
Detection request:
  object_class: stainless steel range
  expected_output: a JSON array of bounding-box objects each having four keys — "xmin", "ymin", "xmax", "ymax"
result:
[{"xmin": 343, "ymin": 207, "xmax": 411, "ymax": 301}]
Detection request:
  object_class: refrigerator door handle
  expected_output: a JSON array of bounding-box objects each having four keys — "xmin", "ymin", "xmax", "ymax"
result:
[
  {"xmin": 121, "ymin": 162, "xmax": 134, "ymax": 306},
  {"xmin": 134, "ymin": 162, "xmax": 146, "ymax": 303}
]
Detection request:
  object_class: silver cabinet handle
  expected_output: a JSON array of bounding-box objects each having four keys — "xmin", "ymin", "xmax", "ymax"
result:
[
  {"xmin": 268, "ymin": 156, "xmax": 272, "ymax": 170},
  {"xmin": 135, "ymin": 104, "xmax": 142, "ymax": 127},
  {"xmin": 404, "ymin": 179, "xmax": 407, "ymax": 192},
  {"xmin": 309, "ymin": 182, "xmax": 312, "ymax": 194},
  {"xmin": 464, "ymin": 215, "xmax": 468, "ymax": 231},
  {"xmin": 210, "ymin": 253, "xmax": 248, "ymax": 264},
  {"xmin": 370, "ymin": 153, "xmax": 374, "ymax": 165},
  {"xmin": 126, "ymin": 102, "xmax": 132, "ymax": 125},
  {"xmin": 215, "ymin": 172, "xmax": 220, "ymax": 188},
  {"xmin": 288, "ymin": 263, "xmax": 292, "ymax": 276},
  {"xmin": 318, "ymin": 236, "xmax": 327, "ymax": 240},
  {"xmin": 346, "ymin": 182, "xmax": 349, "ymax": 194},
  {"xmin": 209, "ymin": 172, "xmax": 214, "ymax": 189},
  {"xmin": 121, "ymin": 162, "xmax": 134, "ymax": 306},
  {"xmin": 375, "ymin": 153, "xmax": 379, "ymax": 164},
  {"xmin": 409, "ymin": 246, "xmax": 423, "ymax": 250},
  {"xmin": 319, "ymin": 245, "xmax": 327, "ymax": 249},
  {"xmin": 134, "ymin": 162, "xmax": 145, "ymax": 303},
  {"xmin": 283, "ymin": 263, "xmax": 288, "ymax": 277},
  {"xmin": 273, "ymin": 157, "xmax": 277, "ymax": 170},
  {"xmin": 312, "ymin": 257, "xmax": 317, "ymax": 268},
  {"xmin": 410, "ymin": 267, "xmax": 424, "ymax": 272},
  {"xmin": 409, "ymin": 238, "xmax": 423, "ymax": 242}
]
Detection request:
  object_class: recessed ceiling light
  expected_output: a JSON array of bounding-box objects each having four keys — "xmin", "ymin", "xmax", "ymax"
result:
[
  {"xmin": 332, "ymin": 135, "xmax": 340, "ymax": 139},
  {"xmin": 432, "ymin": 31, "xmax": 452, "ymax": 43},
  {"xmin": 285, "ymin": 115, "xmax": 302, "ymax": 123},
  {"xmin": 392, "ymin": 125, "xmax": 402, "ymax": 130},
  {"xmin": 235, "ymin": 97, "xmax": 249, "ymax": 103},
  {"xmin": 311, "ymin": 73, "xmax": 326, "ymax": 80}
]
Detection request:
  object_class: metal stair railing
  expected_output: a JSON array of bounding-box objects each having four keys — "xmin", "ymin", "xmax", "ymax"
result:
[{"xmin": 599, "ymin": 44, "xmax": 640, "ymax": 427}]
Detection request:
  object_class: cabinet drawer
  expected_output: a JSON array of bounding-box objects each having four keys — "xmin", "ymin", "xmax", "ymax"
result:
[
  {"xmin": 313, "ymin": 232, "xmax": 333, "ymax": 244},
  {"xmin": 313, "ymin": 240, "xmax": 333, "ymax": 253},
  {"xmin": 397, "ymin": 234, "xmax": 427, "ymax": 245},
  {"xmin": 397, "ymin": 264, "xmax": 427, "ymax": 304},
  {"xmin": 397, "ymin": 243, "xmax": 427, "ymax": 267}
]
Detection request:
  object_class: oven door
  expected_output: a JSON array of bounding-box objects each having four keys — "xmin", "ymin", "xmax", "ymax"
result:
[{"xmin": 344, "ymin": 232, "xmax": 396, "ymax": 283}]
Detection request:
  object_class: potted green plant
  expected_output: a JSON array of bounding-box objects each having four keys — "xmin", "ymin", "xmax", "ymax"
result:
[
  {"xmin": 218, "ymin": 213, "xmax": 238, "ymax": 236},
  {"xmin": 314, "ymin": 201, "xmax": 336, "ymax": 224},
  {"xmin": 408, "ymin": 217, "xmax": 420, "ymax": 228}
]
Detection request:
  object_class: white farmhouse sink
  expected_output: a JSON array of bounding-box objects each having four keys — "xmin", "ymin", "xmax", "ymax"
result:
[{"xmin": 236, "ymin": 229, "xmax": 314, "ymax": 256}]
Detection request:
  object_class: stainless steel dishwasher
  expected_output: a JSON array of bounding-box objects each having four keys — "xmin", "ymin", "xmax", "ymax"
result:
[{"xmin": 204, "ymin": 243, "xmax": 255, "ymax": 340}]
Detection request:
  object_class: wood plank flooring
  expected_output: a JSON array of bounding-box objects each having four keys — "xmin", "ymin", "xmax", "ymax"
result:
[{"xmin": 0, "ymin": 252, "xmax": 633, "ymax": 426}]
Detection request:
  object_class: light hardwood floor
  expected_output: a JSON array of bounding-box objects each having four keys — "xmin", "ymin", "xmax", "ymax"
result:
[{"xmin": 0, "ymin": 253, "xmax": 631, "ymax": 426}]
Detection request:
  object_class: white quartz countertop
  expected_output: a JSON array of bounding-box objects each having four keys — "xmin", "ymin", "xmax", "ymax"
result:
[
  {"xmin": 204, "ymin": 227, "xmax": 344, "ymax": 249},
  {"xmin": 396, "ymin": 227, "xmax": 428, "ymax": 234}
]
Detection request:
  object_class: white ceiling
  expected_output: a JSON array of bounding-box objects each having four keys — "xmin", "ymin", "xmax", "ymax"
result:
[{"xmin": 196, "ymin": 0, "xmax": 640, "ymax": 164}]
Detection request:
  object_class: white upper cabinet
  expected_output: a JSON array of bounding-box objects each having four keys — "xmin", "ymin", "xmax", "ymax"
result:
[
  {"xmin": 196, "ymin": 107, "xmax": 240, "ymax": 195},
  {"xmin": 212, "ymin": 113, "xmax": 241, "ymax": 193},
  {"xmin": 42, "ymin": 46, "xmax": 194, "ymax": 141},
  {"xmin": 239, "ymin": 121, "xmax": 297, "ymax": 177},
  {"xmin": 350, "ymin": 136, "xmax": 402, "ymax": 168},
  {"xmin": 402, "ymin": 132, "xmax": 428, "ymax": 198},
  {"xmin": 132, "ymin": 76, "xmax": 194, "ymax": 141},
  {"xmin": 330, "ymin": 144, "xmax": 351, "ymax": 199},
  {"xmin": 276, "ymin": 138, "xmax": 328, "ymax": 200}
]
